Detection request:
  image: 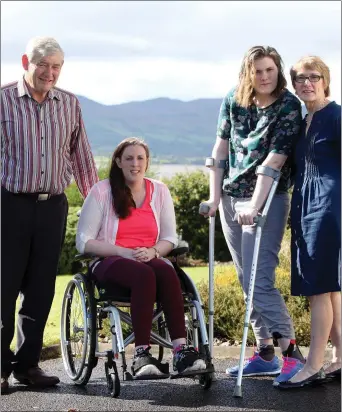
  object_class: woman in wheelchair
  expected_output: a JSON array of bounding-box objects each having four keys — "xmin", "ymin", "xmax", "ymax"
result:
[{"xmin": 76, "ymin": 137, "xmax": 206, "ymax": 379}]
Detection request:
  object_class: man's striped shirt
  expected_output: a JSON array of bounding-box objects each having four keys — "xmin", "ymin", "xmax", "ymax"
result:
[{"xmin": 1, "ymin": 77, "xmax": 98, "ymax": 197}]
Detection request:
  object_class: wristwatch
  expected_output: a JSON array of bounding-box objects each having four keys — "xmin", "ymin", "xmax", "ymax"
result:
[{"xmin": 152, "ymin": 246, "xmax": 160, "ymax": 258}]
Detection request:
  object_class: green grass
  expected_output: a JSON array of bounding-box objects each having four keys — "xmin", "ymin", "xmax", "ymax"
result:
[
  {"xmin": 180, "ymin": 266, "xmax": 209, "ymax": 284},
  {"xmin": 12, "ymin": 275, "xmax": 73, "ymax": 350},
  {"xmin": 11, "ymin": 267, "xmax": 211, "ymax": 349}
]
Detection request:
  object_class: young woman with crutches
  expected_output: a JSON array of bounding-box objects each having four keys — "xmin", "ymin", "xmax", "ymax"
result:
[{"xmin": 200, "ymin": 46, "xmax": 305, "ymax": 392}]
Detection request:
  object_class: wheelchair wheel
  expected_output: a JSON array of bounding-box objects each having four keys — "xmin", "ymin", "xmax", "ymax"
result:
[{"xmin": 60, "ymin": 273, "xmax": 97, "ymax": 385}]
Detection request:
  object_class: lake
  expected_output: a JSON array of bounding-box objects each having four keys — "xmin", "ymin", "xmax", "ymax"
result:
[
  {"xmin": 94, "ymin": 157, "xmax": 209, "ymax": 179},
  {"xmin": 150, "ymin": 164, "xmax": 209, "ymax": 179}
]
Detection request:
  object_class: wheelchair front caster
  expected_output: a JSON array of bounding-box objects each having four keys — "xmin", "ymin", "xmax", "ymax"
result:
[
  {"xmin": 199, "ymin": 373, "xmax": 213, "ymax": 390},
  {"xmin": 105, "ymin": 361, "xmax": 120, "ymax": 398},
  {"xmin": 107, "ymin": 372, "xmax": 120, "ymax": 398}
]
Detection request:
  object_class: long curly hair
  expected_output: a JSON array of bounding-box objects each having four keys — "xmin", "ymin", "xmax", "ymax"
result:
[
  {"xmin": 109, "ymin": 137, "xmax": 150, "ymax": 218},
  {"xmin": 235, "ymin": 45, "xmax": 287, "ymax": 108}
]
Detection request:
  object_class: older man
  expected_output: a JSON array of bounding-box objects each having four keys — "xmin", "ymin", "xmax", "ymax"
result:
[{"xmin": 1, "ymin": 37, "xmax": 99, "ymax": 393}]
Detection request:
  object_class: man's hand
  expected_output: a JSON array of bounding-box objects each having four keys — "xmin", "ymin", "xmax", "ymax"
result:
[{"xmin": 132, "ymin": 247, "xmax": 155, "ymax": 263}]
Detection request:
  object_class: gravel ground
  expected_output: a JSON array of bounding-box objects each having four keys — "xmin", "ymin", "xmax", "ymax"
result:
[{"xmin": 1, "ymin": 356, "xmax": 340, "ymax": 412}]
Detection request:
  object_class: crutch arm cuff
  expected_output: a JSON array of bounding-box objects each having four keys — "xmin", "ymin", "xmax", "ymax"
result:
[
  {"xmin": 205, "ymin": 157, "xmax": 228, "ymax": 168},
  {"xmin": 256, "ymin": 165, "xmax": 281, "ymax": 181}
]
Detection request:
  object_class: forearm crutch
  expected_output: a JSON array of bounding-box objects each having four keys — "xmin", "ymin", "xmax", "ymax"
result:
[
  {"xmin": 198, "ymin": 202, "xmax": 215, "ymax": 358},
  {"xmin": 198, "ymin": 156, "xmax": 227, "ymax": 357},
  {"xmin": 233, "ymin": 165, "xmax": 281, "ymax": 398}
]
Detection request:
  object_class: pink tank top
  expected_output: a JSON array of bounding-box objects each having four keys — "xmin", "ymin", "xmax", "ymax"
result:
[{"xmin": 115, "ymin": 179, "xmax": 158, "ymax": 248}]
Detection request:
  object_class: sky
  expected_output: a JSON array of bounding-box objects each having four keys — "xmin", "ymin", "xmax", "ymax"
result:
[{"xmin": 1, "ymin": 1, "xmax": 341, "ymax": 105}]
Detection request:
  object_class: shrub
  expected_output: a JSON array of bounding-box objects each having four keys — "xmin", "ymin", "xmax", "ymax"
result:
[
  {"xmin": 64, "ymin": 165, "xmax": 112, "ymax": 208},
  {"xmin": 164, "ymin": 171, "xmax": 231, "ymax": 262},
  {"xmin": 58, "ymin": 207, "xmax": 80, "ymax": 274},
  {"xmin": 64, "ymin": 182, "xmax": 83, "ymax": 208},
  {"xmin": 197, "ymin": 261, "xmax": 311, "ymax": 346},
  {"xmin": 278, "ymin": 225, "xmax": 291, "ymax": 273}
]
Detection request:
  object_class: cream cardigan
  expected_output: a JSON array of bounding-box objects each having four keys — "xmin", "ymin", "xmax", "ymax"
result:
[{"xmin": 76, "ymin": 178, "xmax": 178, "ymax": 254}]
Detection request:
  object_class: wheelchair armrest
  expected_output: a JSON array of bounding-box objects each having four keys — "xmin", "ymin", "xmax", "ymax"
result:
[{"xmin": 167, "ymin": 246, "xmax": 189, "ymax": 258}]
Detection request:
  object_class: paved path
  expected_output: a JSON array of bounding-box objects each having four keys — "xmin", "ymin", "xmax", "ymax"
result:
[{"xmin": 2, "ymin": 357, "xmax": 340, "ymax": 412}]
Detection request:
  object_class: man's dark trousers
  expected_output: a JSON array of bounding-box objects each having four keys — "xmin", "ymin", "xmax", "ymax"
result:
[{"xmin": 1, "ymin": 187, "xmax": 68, "ymax": 374}]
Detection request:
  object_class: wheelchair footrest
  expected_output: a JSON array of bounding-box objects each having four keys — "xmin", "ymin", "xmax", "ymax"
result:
[
  {"xmin": 133, "ymin": 373, "xmax": 170, "ymax": 381},
  {"xmin": 170, "ymin": 365, "xmax": 215, "ymax": 379}
]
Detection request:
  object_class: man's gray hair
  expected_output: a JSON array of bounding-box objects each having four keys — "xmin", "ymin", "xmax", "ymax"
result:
[{"xmin": 25, "ymin": 37, "xmax": 64, "ymax": 64}]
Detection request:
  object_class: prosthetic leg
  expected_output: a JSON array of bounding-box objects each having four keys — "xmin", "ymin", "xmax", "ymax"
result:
[{"xmin": 233, "ymin": 165, "xmax": 281, "ymax": 398}]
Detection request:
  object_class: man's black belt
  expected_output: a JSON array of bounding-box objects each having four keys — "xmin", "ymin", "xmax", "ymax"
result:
[
  {"xmin": 1, "ymin": 187, "xmax": 59, "ymax": 201},
  {"xmin": 15, "ymin": 192, "xmax": 53, "ymax": 201}
]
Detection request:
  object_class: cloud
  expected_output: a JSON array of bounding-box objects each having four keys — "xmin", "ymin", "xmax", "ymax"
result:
[
  {"xmin": 0, "ymin": 57, "xmax": 242, "ymax": 104},
  {"xmin": 2, "ymin": 1, "xmax": 340, "ymax": 62},
  {"xmin": 1, "ymin": 1, "xmax": 340, "ymax": 104},
  {"xmin": 3, "ymin": 56, "xmax": 340, "ymax": 106}
]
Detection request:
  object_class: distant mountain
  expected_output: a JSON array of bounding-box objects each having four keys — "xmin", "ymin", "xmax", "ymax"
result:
[
  {"xmin": 77, "ymin": 95, "xmax": 222, "ymax": 159},
  {"xmin": 77, "ymin": 95, "xmax": 307, "ymax": 159}
]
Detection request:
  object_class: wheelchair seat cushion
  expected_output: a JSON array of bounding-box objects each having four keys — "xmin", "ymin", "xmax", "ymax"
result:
[{"xmin": 96, "ymin": 286, "xmax": 131, "ymax": 303}]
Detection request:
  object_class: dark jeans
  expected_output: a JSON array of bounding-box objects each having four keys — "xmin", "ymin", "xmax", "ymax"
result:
[
  {"xmin": 93, "ymin": 256, "xmax": 186, "ymax": 345},
  {"xmin": 1, "ymin": 187, "xmax": 68, "ymax": 374}
]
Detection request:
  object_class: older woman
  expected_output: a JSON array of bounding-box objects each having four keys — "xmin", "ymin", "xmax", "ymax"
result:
[
  {"xmin": 76, "ymin": 137, "xmax": 206, "ymax": 379},
  {"xmin": 277, "ymin": 57, "xmax": 341, "ymax": 389},
  {"xmin": 200, "ymin": 46, "xmax": 305, "ymax": 386}
]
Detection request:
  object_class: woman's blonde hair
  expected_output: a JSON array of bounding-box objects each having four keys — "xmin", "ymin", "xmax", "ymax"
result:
[
  {"xmin": 235, "ymin": 46, "xmax": 287, "ymax": 108},
  {"xmin": 290, "ymin": 56, "xmax": 330, "ymax": 97}
]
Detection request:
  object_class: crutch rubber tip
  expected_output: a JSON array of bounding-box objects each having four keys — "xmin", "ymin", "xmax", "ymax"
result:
[{"xmin": 233, "ymin": 385, "xmax": 242, "ymax": 398}]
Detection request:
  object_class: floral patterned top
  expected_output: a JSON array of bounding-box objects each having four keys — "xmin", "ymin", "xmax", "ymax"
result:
[{"xmin": 217, "ymin": 88, "xmax": 302, "ymax": 198}]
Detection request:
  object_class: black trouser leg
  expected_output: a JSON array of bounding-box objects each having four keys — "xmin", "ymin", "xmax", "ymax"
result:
[
  {"xmin": 14, "ymin": 194, "xmax": 68, "ymax": 371},
  {"xmin": 1, "ymin": 188, "xmax": 34, "ymax": 375}
]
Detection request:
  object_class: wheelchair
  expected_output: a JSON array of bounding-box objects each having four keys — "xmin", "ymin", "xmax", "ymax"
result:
[{"xmin": 60, "ymin": 247, "xmax": 215, "ymax": 398}]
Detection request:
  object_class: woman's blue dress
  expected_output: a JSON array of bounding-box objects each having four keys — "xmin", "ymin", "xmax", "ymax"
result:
[{"xmin": 291, "ymin": 102, "xmax": 341, "ymax": 296}]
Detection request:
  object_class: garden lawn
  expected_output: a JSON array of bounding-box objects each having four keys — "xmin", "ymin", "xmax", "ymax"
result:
[
  {"xmin": 12, "ymin": 275, "xmax": 73, "ymax": 350},
  {"xmin": 11, "ymin": 266, "xmax": 214, "ymax": 349}
]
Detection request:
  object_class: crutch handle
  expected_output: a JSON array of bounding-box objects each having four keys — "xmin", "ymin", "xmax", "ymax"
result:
[
  {"xmin": 253, "ymin": 214, "xmax": 267, "ymax": 227},
  {"xmin": 234, "ymin": 214, "xmax": 259, "ymax": 224},
  {"xmin": 199, "ymin": 202, "xmax": 217, "ymax": 216},
  {"xmin": 199, "ymin": 202, "xmax": 210, "ymax": 215}
]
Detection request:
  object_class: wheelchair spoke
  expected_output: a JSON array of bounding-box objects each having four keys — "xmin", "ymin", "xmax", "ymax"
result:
[{"xmin": 68, "ymin": 284, "xmax": 87, "ymax": 372}]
